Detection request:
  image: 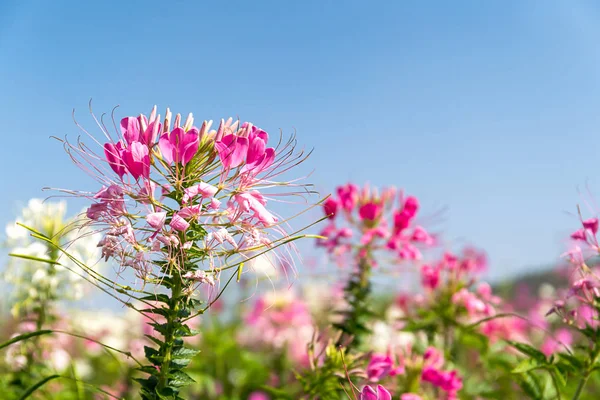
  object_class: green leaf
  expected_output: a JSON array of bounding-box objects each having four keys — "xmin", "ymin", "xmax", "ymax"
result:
[
  {"xmin": 558, "ymin": 352, "xmax": 584, "ymax": 370},
  {"xmin": 9, "ymin": 253, "xmax": 62, "ymax": 265},
  {"xmin": 508, "ymin": 341, "xmax": 548, "ymax": 363},
  {"xmin": 168, "ymin": 370, "xmax": 196, "ymax": 387},
  {"xmin": 144, "ymin": 334, "xmax": 165, "ymax": 347},
  {"xmin": 19, "ymin": 375, "xmax": 61, "ymax": 400},
  {"xmin": 513, "ymin": 358, "xmax": 543, "ymax": 374},
  {"xmin": 551, "ymin": 366, "xmax": 567, "ymax": 388},
  {"xmin": 140, "ymin": 294, "xmax": 171, "ymax": 305},
  {"xmin": 0, "ymin": 329, "xmax": 53, "ymax": 350},
  {"xmin": 137, "ymin": 365, "xmax": 160, "ymax": 375},
  {"xmin": 172, "ymin": 346, "xmax": 200, "ymax": 359},
  {"xmin": 518, "ymin": 371, "xmax": 543, "ymax": 400},
  {"xmin": 144, "ymin": 346, "xmax": 163, "ymax": 365}
]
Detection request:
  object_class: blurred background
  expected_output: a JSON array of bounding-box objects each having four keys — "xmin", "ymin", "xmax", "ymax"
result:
[{"xmin": 2, "ymin": 0, "xmax": 600, "ymax": 286}]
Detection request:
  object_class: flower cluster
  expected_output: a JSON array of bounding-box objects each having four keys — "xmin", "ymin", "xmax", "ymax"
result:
[
  {"xmin": 318, "ymin": 183, "xmax": 433, "ymax": 265},
  {"xmin": 547, "ymin": 217, "xmax": 600, "ymax": 326},
  {"xmin": 65, "ymin": 107, "xmax": 308, "ymax": 293},
  {"xmin": 50, "ymin": 105, "xmax": 316, "ymax": 399},
  {"xmin": 364, "ymin": 346, "xmax": 462, "ymax": 400}
]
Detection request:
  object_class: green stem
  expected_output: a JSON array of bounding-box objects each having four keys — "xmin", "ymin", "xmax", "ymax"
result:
[
  {"xmin": 335, "ymin": 253, "xmax": 372, "ymax": 349},
  {"xmin": 157, "ymin": 271, "xmax": 183, "ymax": 393},
  {"xmin": 572, "ymin": 374, "xmax": 589, "ymax": 400},
  {"xmin": 572, "ymin": 344, "xmax": 600, "ymax": 400}
]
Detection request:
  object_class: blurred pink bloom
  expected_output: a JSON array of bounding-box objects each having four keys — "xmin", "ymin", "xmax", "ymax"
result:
[
  {"xmin": 366, "ymin": 353, "xmax": 403, "ymax": 382},
  {"xmin": 411, "ymin": 226, "xmax": 433, "ymax": 245},
  {"xmin": 452, "ymin": 288, "xmax": 487, "ymax": 316},
  {"xmin": 323, "ymin": 197, "xmax": 339, "ymax": 219},
  {"xmin": 421, "ymin": 264, "xmax": 440, "ymax": 290},
  {"xmin": 359, "ymin": 202, "xmax": 383, "ymax": 221},
  {"xmin": 421, "ymin": 367, "xmax": 462, "ymax": 398},
  {"xmin": 401, "ymin": 394, "xmax": 422, "ymax": 400},
  {"xmin": 399, "ymin": 242, "xmax": 421, "ymax": 260},
  {"xmin": 423, "ymin": 347, "xmax": 444, "ymax": 369},
  {"xmin": 337, "ymin": 183, "xmax": 359, "ymax": 212},
  {"xmin": 583, "ymin": 218, "xmax": 599, "ymax": 235},
  {"xmin": 541, "ymin": 328, "xmax": 573, "ymax": 356},
  {"xmin": 248, "ymin": 392, "xmax": 270, "ymax": 400}
]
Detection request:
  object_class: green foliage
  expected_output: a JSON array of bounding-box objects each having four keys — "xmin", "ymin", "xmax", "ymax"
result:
[
  {"xmin": 334, "ymin": 257, "xmax": 375, "ymax": 349},
  {"xmin": 296, "ymin": 344, "xmax": 360, "ymax": 400}
]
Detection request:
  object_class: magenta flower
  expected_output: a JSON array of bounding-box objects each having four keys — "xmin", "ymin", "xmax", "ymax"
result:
[
  {"xmin": 323, "ymin": 197, "xmax": 339, "ymax": 219},
  {"xmin": 215, "ymin": 122, "xmax": 275, "ymax": 176},
  {"xmin": 103, "ymin": 116, "xmax": 157, "ymax": 180},
  {"xmin": 583, "ymin": 217, "xmax": 599, "ymax": 235},
  {"xmin": 366, "ymin": 353, "xmax": 403, "ymax": 381},
  {"xmin": 240, "ymin": 124, "xmax": 275, "ymax": 175},
  {"xmin": 215, "ymin": 133, "xmax": 248, "ymax": 170},
  {"xmin": 121, "ymin": 115, "xmax": 161, "ymax": 146},
  {"xmin": 158, "ymin": 127, "xmax": 200, "ymax": 165},
  {"xmin": 359, "ymin": 202, "xmax": 383, "ymax": 221},
  {"xmin": 337, "ymin": 183, "xmax": 359, "ymax": 212},
  {"xmin": 421, "ymin": 264, "xmax": 440, "ymax": 290},
  {"xmin": 104, "ymin": 142, "xmax": 127, "ymax": 178},
  {"xmin": 121, "ymin": 141, "xmax": 150, "ymax": 180},
  {"xmin": 360, "ymin": 384, "xmax": 392, "ymax": 400},
  {"xmin": 421, "ymin": 367, "xmax": 462, "ymax": 396}
]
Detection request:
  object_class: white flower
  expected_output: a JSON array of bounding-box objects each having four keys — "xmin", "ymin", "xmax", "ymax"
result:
[
  {"xmin": 248, "ymin": 253, "xmax": 279, "ymax": 279},
  {"xmin": 49, "ymin": 348, "xmax": 71, "ymax": 372}
]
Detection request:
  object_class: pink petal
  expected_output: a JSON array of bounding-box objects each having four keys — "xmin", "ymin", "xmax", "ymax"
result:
[
  {"xmin": 104, "ymin": 142, "xmax": 126, "ymax": 178},
  {"xmin": 247, "ymin": 136, "xmax": 266, "ymax": 165},
  {"xmin": 360, "ymin": 386, "xmax": 378, "ymax": 400},
  {"xmin": 120, "ymin": 117, "xmax": 141, "ymax": 145},
  {"xmin": 377, "ymin": 385, "xmax": 392, "ymax": 400},
  {"xmin": 170, "ymin": 214, "xmax": 190, "ymax": 232},
  {"xmin": 158, "ymin": 134, "xmax": 175, "ymax": 164},
  {"xmin": 146, "ymin": 212, "xmax": 166, "ymax": 230}
]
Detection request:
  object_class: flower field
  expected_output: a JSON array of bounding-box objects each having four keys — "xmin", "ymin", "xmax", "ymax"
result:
[{"xmin": 1, "ymin": 106, "xmax": 600, "ymax": 400}]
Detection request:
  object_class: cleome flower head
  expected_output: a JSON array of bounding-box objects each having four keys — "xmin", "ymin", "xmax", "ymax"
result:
[
  {"xmin": 317, "ymin": 183, "xmax": 434, "ymax": 265},
  {"xmin": 55, "ymin": 105, "xmax": 315, "ymax": 297}
]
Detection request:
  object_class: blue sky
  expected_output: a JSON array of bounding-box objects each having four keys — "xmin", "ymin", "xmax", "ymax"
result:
[{"xmin": 1, "ymin": 0, "xmax": 600, "ymax": 281}]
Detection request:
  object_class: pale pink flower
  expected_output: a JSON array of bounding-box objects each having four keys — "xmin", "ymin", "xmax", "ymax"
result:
[
  {"xmin": 170, "ymin": 214, "xmax": 190, "ymax": 232},
  {"xmin": 401, "ymin": 394, "xmax": 422, "ymax": 400},
  {"xmin": 146, "ymin": 212, "xmax": 166, "ymax": 230}
]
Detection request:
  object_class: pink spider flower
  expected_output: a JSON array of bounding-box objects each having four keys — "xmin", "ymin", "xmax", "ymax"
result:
[
  {"xmin": 59, "ymin": 104, "xmax": 313, "ymax": 298},
  {"xmin": 366, "ymin": 352, "xmax": 404, "ymax": 382},
  {"xmin": 360, "ymin": 385, "xmax": 392, "ymax": 400}
]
